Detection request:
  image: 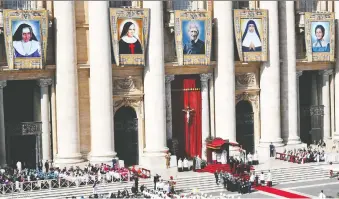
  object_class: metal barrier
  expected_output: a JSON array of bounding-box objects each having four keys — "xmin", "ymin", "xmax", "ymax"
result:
[{"xmin": 0, "ymin": 174, "xmax": 131, "ymax": 195}]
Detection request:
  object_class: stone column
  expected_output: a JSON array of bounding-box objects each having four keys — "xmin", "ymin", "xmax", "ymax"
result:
[
  {"xmin": 296, "ymin": 71, "xmax": 303, "ymax": 138},
  {"xmin": 286, "ymin": 1, "xmax": 301, "ymax": 145},
  {"xmin": 311, "ymin": 74, "xmax": 319, "ymax": 105},
  {"xmin": 320, "ymin": 69, "xmax": 333, "ymax": 140},
  {"xmin": 142, "ymin": 1, "xmax": 168, "ymax": 169},
  {"xmin": 50, "ymin": 78, "xmax": 57, "ymax": 158},
  {"xmin": 54, "ymin": 1, "xmax": 83, "ymax": 164},
  {"xmin": 88, "ymin": 1, "xmax": 116, "ymax": 163},
  {"xmin": 38, "ymin": 78, "xmax": 53, "ymax": 162},
  {"xmin": 213, "ymin": 1, "xmax": 236, "ymax": 142},
  {"xmin": 165, "ymin": 75, "xmax": 175, "ymax": 141},
  {"xmin": 200, "ymin": 73, "xmax": 212, "ymax": 160},
  {"xmin": 334, "ymin": 1, "xmax": 339, "ymax": 140},
  {"xmin": 259, "ymin": 1, "xmax": 283, "ymax": 147},
  {"xmin": 0, "ymin": 81, "xmax": 6, "ymax": 167},
  {"xmin": 330, "ymin": 75, "xmax": 335, "ymax": 136}
]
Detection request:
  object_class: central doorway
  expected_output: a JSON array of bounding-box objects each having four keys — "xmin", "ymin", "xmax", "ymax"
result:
[
  {"xmin": 114, "ymin": 106, "xmax": 138, "ymax": 166},
  {"xmin": 236, "ymin": 100, "xmax": 254, "ymax": 153},
  {"xmin": 4, "ymin": 80, "xmax": 37, "ymax": 168}
]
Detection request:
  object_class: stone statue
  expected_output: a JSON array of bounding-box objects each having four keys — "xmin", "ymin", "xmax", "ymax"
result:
[{"xmin": 182, "ymin": 106, "xmax": 194, "ymax": 124}]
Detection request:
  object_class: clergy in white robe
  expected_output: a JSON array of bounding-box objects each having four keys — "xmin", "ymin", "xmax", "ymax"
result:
[
  {"xmin": 16, "ymin": 161, "xmax": 22, "ymax": 173},
  {"xmin": 195, "ymin": 156, "xmax": 202, "ymax": 170},
  {"xmin": 259, "ymin": 172, "xmax": 265, "ymax": 185},
  {"xmin": 216, "ymin": 152, "xmax": 222, "ymax": 164},
  {"xmin": 247, "ymin": 153, "xmax": 253, "ymax": 165},
  {"xmin": 212, "ymin": 151, "xmax": 217, "ymax": 164},
  {"xmin": 183, "ymin": 158, "xmax": 189, "ymax": 171},
  {"xmin": 266, "ymin": 171, "xmax": 272, "ymax": 187},
  {"xmin": 221, "ymin": 150, "xmax": 227, "ymax": 164},
  {"xmin": 178, "ymin": 158, "xmax": 183, "ymax": 172}
]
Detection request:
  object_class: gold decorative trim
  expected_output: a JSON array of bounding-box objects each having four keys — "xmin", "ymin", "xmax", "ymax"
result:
[
  {"xmin": 3, "ymin": 9, "xmax": 49, "ymax": 70},
  {"xmin": 110, "ymin": 8, "xmax": 150, "ymax": 66},
  {"xmin": 174, "ymin": 10, "xmax": 212, "ymax": 66},
  {"xmin": 233, "ymin": 9, "xmax": 268, "ymax": 62},
  {"xmin": 304, "ymin": 12, "xmax": 335, "ymax": 62}
]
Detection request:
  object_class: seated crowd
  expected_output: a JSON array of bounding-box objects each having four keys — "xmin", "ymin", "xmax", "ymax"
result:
[{"xmin": 276, "ymin": 146, "xmax": 326, "ymax": 164}]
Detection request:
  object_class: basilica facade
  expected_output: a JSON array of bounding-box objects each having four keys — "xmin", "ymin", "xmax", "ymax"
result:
[{"xmin": 0, "ymin": 0, "xmax": 338, "ymax": 169}]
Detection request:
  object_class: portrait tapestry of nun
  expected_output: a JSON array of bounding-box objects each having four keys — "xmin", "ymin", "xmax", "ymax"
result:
[
  {"xmin": 119, "ymin": 21, "xmax": 143, "ymax": 54},
  {"xmin": 241, "ymin": 20, "xmax": 262, "ymax": 52},
  {"xmin": 12, "ymin": 23, "xmax": 41, "ymax": 58},
  {"xmin": 312, "ymin": 24, "xmax": 330, "ymax": 52}
]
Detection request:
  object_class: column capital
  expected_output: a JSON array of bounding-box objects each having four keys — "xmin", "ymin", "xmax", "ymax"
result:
[
  {"xmin": 200, "ymin": 73, "xmax": 212, "ymax": 82},
  {"xmin": 296, "ymin": 71, "xmax": 303, "ymax": 79},
  {"xmin": 319, "ymin": 69, "xmax": 333, "ymax": 76},
  {"xmin": 165, "ymin": 75, "xmax": 175, "ymax": 84},
  {"xmin": 37, "ymin": 78, "xmax": 53, "ymax": 87},
  {"xmin": 0, "ymin": 81, "xmax": 7, "ymax": 89}
]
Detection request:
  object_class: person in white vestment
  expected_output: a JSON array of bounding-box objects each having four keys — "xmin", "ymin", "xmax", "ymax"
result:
[
  {"xmin": 183, "ymin": 158, "xmax": 189, "ymax": 171},
  {"xmin": 178, "ymin": 158, "xmax": 183, "ymax": 172},
  {"xmin": 259, "ymin": 172, "xmax": 265, "ymax": 186},
  {"xmin": 216, "ymin": 152, "xmax": 222, "ymax": 164},
  {"xmin": 196, "ymin": 155, "xmax": 202, "ymax": 170},
  {"xmin": 212, "ymin": 151, "xmax": 217, "ymax": 164},
  {"xmin": 247, "ymin": 153, "xmax": 253, "ymax": 165},
  {"xmin": 221, "ymin": 150, "xmax": 227, "ymax": 164},
  {"xmin": 318, "ymin": 190, "xmax": 326, "ymax": 199},
  {"xmin": 16, "ymin": 161, "xmax": 22, "ymax": 173},
  {"xmin": 266, "ymin": 170, "xmax": 272, "ymax": 187}
]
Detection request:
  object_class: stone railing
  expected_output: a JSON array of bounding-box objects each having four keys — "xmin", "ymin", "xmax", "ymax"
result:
[{"xmin": 5, "ymin": 122, "xmax": 42, "ymax": 135}]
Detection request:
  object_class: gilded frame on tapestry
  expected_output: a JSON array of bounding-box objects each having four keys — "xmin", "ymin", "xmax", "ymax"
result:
[
  {"xmin": 110, "ymin": 8, "xmax": 149, "ymax": 66},
  {"xmin": 304, "ymin": 12, "xmax": 335, "ymax": 62},
  {"xmin": 174, "ymin": 11, "xmax": 212, "ymax": 66},
  {"xmin": 3, "ymin": 9, "xmax": 49, "ymax": 70},
  {"xmin": 233, "ymin": 9, "xmax": 268, "ymax": 62}
]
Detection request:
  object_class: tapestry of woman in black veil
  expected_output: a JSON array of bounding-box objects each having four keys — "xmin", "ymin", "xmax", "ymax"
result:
[{"xmin": 171, "ymin": 75, "xmax": 202, "ymax": 159}]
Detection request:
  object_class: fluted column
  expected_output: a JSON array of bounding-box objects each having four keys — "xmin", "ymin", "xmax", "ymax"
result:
[
  {"xmin": 88, "ymin": 1, "xmax": 115, "ymax": 163},
  {"xmin": 286, "ymin": 1, "xmax": 301, "ymax": 145},
  {"xmin": 200, "ymin": 73, "xmax": 212, "ymax": 160},
  {"xmin": 214, "ymin": 1, "xmax": 236, "ymax": 142},
  {"xmin": 259, "ymin": 1, "xmax": 283, "ymax": 147},
  {"xmin": 142, "ymin": 1, "xmax": 168, "ymax": 168},
  {"xmin": 38, "ymin": 78, "xmax": 53, "ymax": 162},
  {"xmin": 165, "ymin": 75, "xmax": 175, "ymax": 141},
  {"xmin": 334, "ymin": 1, "xmax": 339, "ymax": 140},
  {"xmin": 320, "ymin": 69, "xmax": 333, "ymax": 140},
  {"xmin": 54, "ymin": 1, "xmax": 83, "ymax": 164},
  {"xmin": 0, "ymin": 81, "xmax": 6, "ymax": 167},
  {"xmin": 296, "ymin": 71, "xmax": 303, "ymax": 139}
]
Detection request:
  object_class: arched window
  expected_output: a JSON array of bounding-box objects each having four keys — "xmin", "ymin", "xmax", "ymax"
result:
[
  {"xmin": 233, "ymin": 1, "xmax": 250, "ymax": 9},
  {"xmin": 109, "ymin": 1, "xmax": 132, "ymax": 8},
  {"xmin": 172, "ymin": 0, "xmax": 205, "ymax": 10},
  {"xmin": 2, "ymin": 0, "xmax": 39, "ymax": 10}
]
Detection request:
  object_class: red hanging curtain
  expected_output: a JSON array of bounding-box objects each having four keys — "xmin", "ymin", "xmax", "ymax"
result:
[{"xmin": 183, "ymin": 78, "xmax": 202, "ymax": 158}]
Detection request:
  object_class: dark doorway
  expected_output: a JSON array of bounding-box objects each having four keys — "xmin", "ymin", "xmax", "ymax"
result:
[
  {"xmin": 299, "ymin": 71, "xmax": 324, "ymax": 145},
  {"xmin": 114, "ymin": 106, "xmax": 138, "ymax": 166},
  {"xmin": 236, "ymin": 100, "xmax": 254, "ymax": 153},
  {"xmin": 3, "ymin": 80, "xmax": 37, "ymax": 168}
]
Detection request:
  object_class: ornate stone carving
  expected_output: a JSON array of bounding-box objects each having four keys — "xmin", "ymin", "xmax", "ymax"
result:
[
  {"xmin": 165, "ymin": 75, "xmax": 175, "ymax": 84},
  {"xmin": 113, "ymin": 77, "xmax": 135, "ymax": 90},
  {"xmin": 113, "ymin": 97, "xmax": 144, "ymax": 118},
  {"xmin": 200, "ymin": 73, "xmax": 212, "ymax": 82},
  {"xmin": 37, "ymin": 78, "xmax": 53, "ymax": 87},
  {"xmin": 235, "ymin": 73, "xmax": 255, "ymax": 86},
  {"xmin": 22, "ymin": 122, "xmax": 42, "ymax": 135},
  {"xmin": 236, "ymin": 92, "xmax": 258, "ymax": 102},
  {"xmin": 319, "ymin": 69, "xmax": 333, "ymax": 76},
  {"xmin": 296, "ymin": 71, "xmax": 303, "ymax": 79},
  {"xmin": 0, "ymin": 80, "xmax": 7, "ymax": 89}
]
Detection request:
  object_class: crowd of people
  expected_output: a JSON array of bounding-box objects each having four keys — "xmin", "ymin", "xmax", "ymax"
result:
[{"xmin": 276, "ymin": 146, "xmax": 326, "ymax": 164}]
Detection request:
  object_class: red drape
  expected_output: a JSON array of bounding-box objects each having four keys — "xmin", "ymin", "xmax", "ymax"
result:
[{"xmin": 183, "ymin": 79, "xmax": 202, "ymax": 158}]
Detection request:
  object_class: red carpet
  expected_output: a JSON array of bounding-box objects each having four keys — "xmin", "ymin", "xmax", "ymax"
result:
[{"xmin": 255, "ymin": 186, "xmax": 309, "ymax": 198}]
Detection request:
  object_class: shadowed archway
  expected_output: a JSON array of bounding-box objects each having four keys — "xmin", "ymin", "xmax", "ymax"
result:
[
  {"xmin": 236, "ymin": 100, "xmax": 254, "ymax": 153},
  {"xmin": 114, "ymin": 106, "xmax": 138, "ymax": 166}
]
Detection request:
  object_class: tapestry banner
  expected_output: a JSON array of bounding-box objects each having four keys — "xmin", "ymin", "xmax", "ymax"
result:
[
  {"xmin": 234, "ymin": 9, "xmax": 268, "ymax": 62},
  {"xmin": 305, "ymin": 12, "xmax": 335, "ymax": 62},
  {"xmin": 3, "ymin": 9, "xmax": 49, "ymax": 69},
  {"xmin": 110, "ymin": 8, "xmax": 149, "ymax": 66},
  {"xmin": 174, "ymin": 11, "xmax": 212, "ymax": 66}
]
